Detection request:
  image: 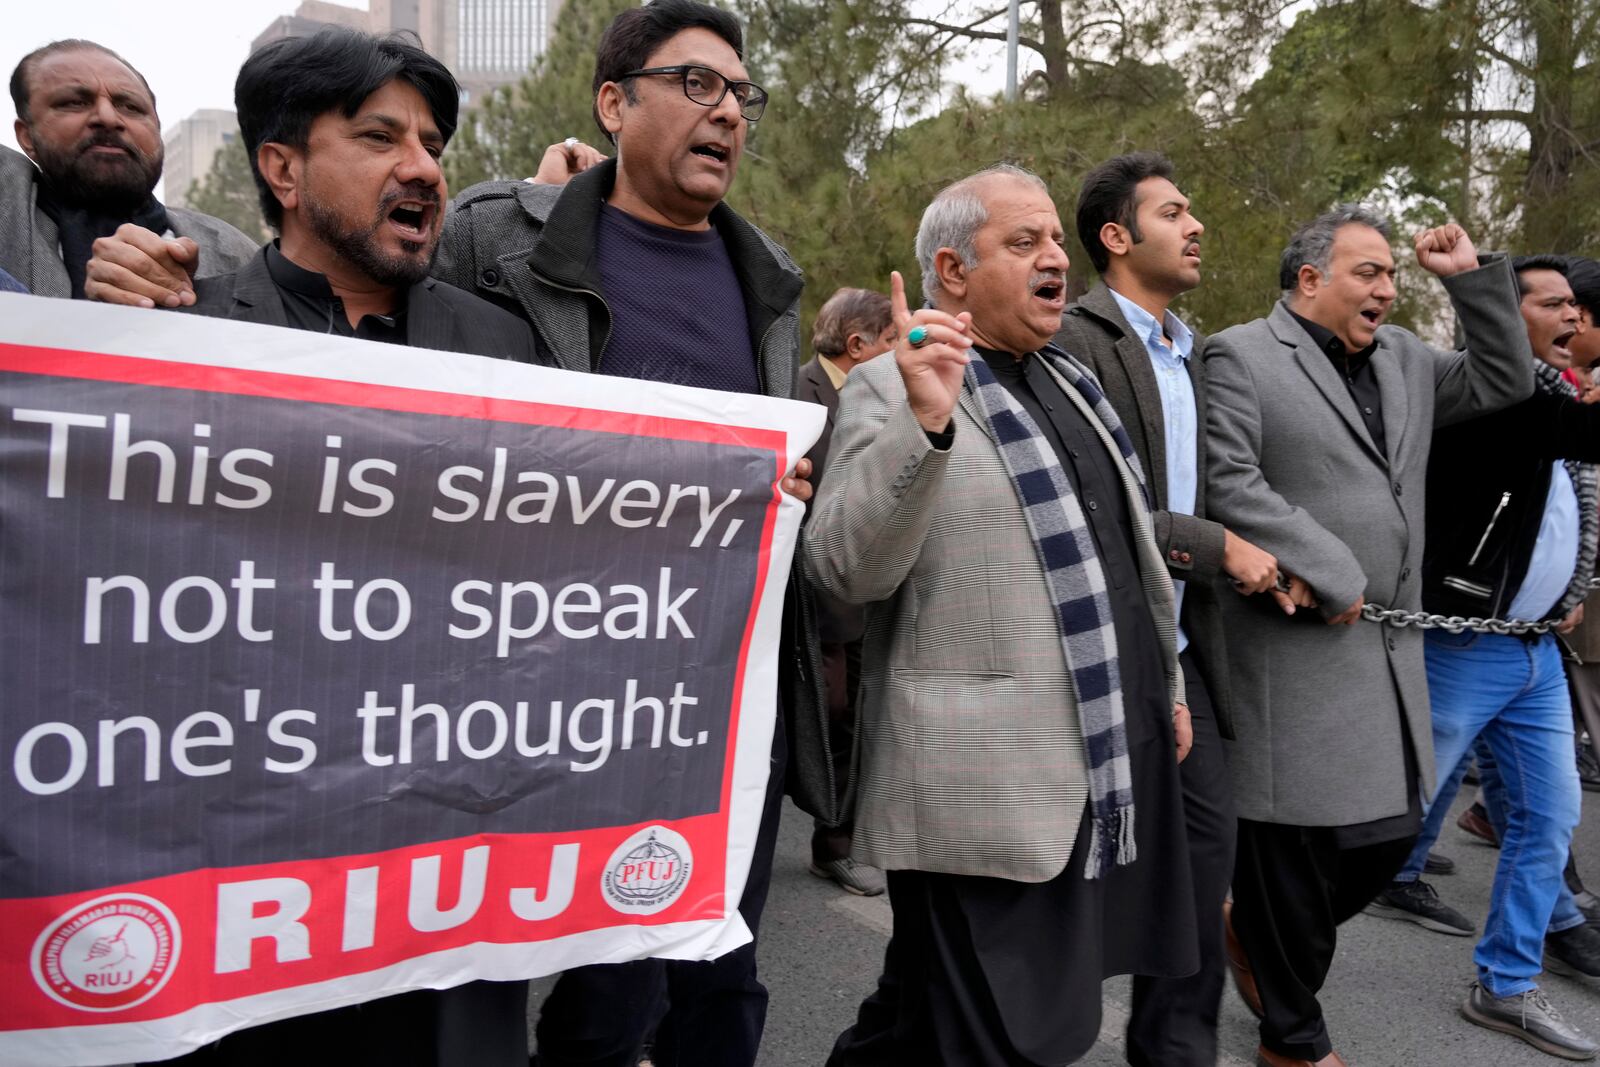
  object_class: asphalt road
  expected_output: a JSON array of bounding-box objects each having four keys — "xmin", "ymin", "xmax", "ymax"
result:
[{"xmin": 531, "ymin": 785, "xmax": 1600, "ymax": 1067}]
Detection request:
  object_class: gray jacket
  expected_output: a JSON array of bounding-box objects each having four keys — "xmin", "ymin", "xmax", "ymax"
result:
[
  {"xmin": 0, "ymin": 144, "xmax": 258, "ymax": 298},
  {"xmin": 436, "ymin": 159, "xmax": 804, "ymax": 394},
  {"xmin": 1204, "ymin": 258, "xmax": 1533, "ymax": 826},
  {"xmin": 805, "ymin": 350, "xmax": 1182, "ymax": 882},
  {"xmin": 434, "ymin": 162, "xmax": 844, "ymax": 824},
  {"xmin": 1055, "ymin": 283, "xmax": 1233, "ymax": 737}
]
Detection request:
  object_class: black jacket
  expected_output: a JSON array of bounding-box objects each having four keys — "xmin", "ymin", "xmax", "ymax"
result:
[
  {"xmin": 1426, "ymin": 388, "xmax": 1600, "ymax": 619},
  {"xmin": 1055, "ymin": 284, "xmax": 1234, "ymax": 737},
  {"xmin": 183, "ymin": 246, "xmax": 541, "ymax": 364}
]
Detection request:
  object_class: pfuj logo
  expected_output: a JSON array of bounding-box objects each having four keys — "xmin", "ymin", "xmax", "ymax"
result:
[
  {"xmin": 602, "ymin": 826, "xmax": 692, "ymax": 915},
  {"xmin": 31, "ymin": 893, "xmax": 180, "ymax": 1011}
]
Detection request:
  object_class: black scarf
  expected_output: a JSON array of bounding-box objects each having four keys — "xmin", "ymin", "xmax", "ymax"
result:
[{"xmin": 35, "ymin": 182, "xmax": 169, "ymax": 300}]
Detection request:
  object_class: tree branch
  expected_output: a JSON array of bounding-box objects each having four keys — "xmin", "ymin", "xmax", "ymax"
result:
[
  {"xmin": 888, "ymin": 14, "xmax": 1046, "ymax": 55},
  {"xmin": 1446, "ymin": 108, "xmax": 1534, "ymax": 125},
  {"xmin": 1470, "ymin": 37, "xmax": 1535, "ymax": 79}
]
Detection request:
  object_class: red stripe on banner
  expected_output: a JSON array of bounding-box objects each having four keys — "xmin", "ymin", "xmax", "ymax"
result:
[
  {"xmin": 0, "ymin": 344, "xmax": 790, "ymax": 451},
  {"xmin": 0, "ymin": 815, "xmax": 728, "ymax": 1031}
]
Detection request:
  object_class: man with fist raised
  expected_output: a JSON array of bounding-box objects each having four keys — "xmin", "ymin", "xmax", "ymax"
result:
[
  {"xmin": 806, "ymin": 164, "xmax": 1197, "ymax": 1065},
  {"xmin": 1203, "ymin": 206, "xmax": 1534, "ymax": 1066}
]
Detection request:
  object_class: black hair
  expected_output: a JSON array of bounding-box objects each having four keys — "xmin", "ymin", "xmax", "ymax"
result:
[
  {"xmin": 1075, "ymin": 152, "xmax": 1175, "ymax": 274},
  {"xmin": 591, "ymin": 0, "xmax": 744, "ymax": 143},
  {"xmin": 1566, "ymin": 257, "xmax": 1600, "ymax": 319},
  {"xmin": 235, "ymin": 27, "xmax": 459, "ymax": 228},
  {"xmin": 11, "ymin": 39, "xmax": 155, "ymax": 124},
  {"xmin": 1512, "ymin": 253, "xmax": 1570, "ymax": 297}
]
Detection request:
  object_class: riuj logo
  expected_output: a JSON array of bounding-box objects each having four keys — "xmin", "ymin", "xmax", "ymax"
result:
[{"xmin": 31, "ymin": 893, "xmax": 181, "ymax": 1011}]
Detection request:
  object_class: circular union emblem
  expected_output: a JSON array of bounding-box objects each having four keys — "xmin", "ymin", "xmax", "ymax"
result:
[
  {"xmin": 31, "ymin": 893, "xmax": 181, "ymax": 1012},
  {"xmin": 602, "ymin": 826, "xmax": 692, "ymax": 915}
]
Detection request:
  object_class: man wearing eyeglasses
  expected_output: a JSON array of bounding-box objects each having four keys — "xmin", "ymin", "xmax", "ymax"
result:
[{"xmin": 438, "ymin": 4, "xmax": 809, "ymax": 1067}]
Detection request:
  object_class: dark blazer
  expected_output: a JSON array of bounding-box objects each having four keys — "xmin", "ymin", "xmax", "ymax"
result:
[
  {"xmin": 795, "ymin": 355, "xmax": 842, "ymax": 486},
  {"xmin": 170, "ymin": 245, "xmax": 539, "ymax": 1065},
  {"xmin": 794, "ymin": 355, "xmax": 864, "ymax": 644},
  {"xmin": 1055, "ymin": 283, "xmax": 1233, "ymax": 736},
  {"xmin": 184, "ymin": 246, "xmax": 541, "ymax": 365}
]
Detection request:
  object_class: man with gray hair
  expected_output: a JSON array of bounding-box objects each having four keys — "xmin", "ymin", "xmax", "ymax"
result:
[
  {"xmin": 1204, "ymin": 206, "xmax": 1533, "ymax": 1066},
  {"xmin": 809, "ymin": 163, "xmax": 1197, "ymax": 1064}
]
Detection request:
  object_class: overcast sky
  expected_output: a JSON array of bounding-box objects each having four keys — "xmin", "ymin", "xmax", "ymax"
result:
[{"xmin": 4, "ymin": 1, "xmax": 1013, "ymax": 198}]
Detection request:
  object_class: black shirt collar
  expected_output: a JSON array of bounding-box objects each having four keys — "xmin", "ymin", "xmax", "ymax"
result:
[
  {"xmin": 976, "ymin": 344, "xmax": 1032, "ymax": 375},
  {"xmin": 1289, "ymin": 308, "xmax": 1376, "ymax": 376},
  {"xmin": 264, "ymin": 241, "xmax": 408, "ymax": 332},
  {"xmin": 265, "ymin": 241, "xmax": 339, "ymax": 299}
]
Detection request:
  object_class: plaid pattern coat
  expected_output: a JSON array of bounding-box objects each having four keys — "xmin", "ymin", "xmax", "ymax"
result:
[{"xmin": 804, "ymin": 347, "xmax": 1182, "ymax": 883}]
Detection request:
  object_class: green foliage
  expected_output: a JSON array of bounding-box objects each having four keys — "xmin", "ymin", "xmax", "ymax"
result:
[
  {"xmin": 442, "ymin": 0, "xmax": 1600, "ymax": 340},
  {"xmin": 445, "ymin": 0, "xmax": 636, "ymax": 191},
  {"xmin": 184, "ymin": 136, "xmax": 270, "ymax": 243}
]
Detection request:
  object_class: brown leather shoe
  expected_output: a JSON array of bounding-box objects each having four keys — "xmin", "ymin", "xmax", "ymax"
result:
[
  {"xmin": 1255, "ymin": 1046, "xmax": 1349, "ymax": 1067},
  {"xmin": 1456, "ymin": 802, "xmax": 1499, "ymax": 847},
  {"xmin": 1224, "ymin": 900, "xmax": 1264, "ymax": 1019}
]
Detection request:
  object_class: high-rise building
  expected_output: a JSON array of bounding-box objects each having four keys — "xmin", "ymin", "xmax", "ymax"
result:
[
  {"xmin": 162, "ymin": 109, "xmax": 241, "ymax": 209},
  {"xmin": 252, "ymin": 0, "xmax": 564, "ymax": 104},
  {"xmin": 252, "ymin": 0, "xmax": 374, "ymax": 53}
]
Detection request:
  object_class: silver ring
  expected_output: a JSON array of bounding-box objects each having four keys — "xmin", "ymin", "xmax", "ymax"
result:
[{"xmin": 563, "ymin": 137, "xmax": 580, "ymax": 150}]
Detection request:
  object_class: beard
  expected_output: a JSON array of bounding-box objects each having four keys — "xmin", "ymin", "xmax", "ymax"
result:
[
  {"xmin": 30, "ymin": 128, "xmax": 162, "ymax": 215},
  {"xmin": 302, "ymin": 180, "xmax": 440, "ymax": 289}
]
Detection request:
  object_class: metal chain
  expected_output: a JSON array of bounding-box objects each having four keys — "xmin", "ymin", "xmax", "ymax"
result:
[{"xmin": 1359, "ymin": 576, "xmax": 1600, "ymax": 634}]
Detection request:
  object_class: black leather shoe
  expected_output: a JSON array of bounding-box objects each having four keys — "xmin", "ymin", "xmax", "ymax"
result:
[
  {"xmin": 1547, "ymin": 924, "xmax": 1600, "ymax": 981},
  {"xmin": 1366, "ymin": 879, "xmax": 1474, "ymax": 935},
  {"xmin": 1462, "ymin": 982, "xmax": 1598, "ymax": 1060},
  {"xmin": 1425, "ymin": 850, "xmax": 1456, "ymax": 876}
]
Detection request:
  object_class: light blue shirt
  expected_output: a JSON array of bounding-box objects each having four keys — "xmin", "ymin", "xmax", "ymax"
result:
[
  {"xmin": 1109, "ymin": 288, "xmax": 1197, "ymax": 651},
  {"xmin": 1507, "ymin": 464, "xmax": 1581, "ymax": 622}
]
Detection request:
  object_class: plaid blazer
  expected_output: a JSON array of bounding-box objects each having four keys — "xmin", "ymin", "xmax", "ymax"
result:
[{"xmin": 804, "ymin": 348, "xmax": 1182, "ymax": 882}]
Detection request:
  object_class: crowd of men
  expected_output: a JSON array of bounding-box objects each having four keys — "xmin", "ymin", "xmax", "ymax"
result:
[{"xmin": 6, "ymin": 1, "xmax": 1600, "ymax": 1064}]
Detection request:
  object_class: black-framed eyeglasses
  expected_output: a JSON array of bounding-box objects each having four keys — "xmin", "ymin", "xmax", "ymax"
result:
[{"xmin": 618, "ymin": 65, "xmax": 769, "ymax": 122}]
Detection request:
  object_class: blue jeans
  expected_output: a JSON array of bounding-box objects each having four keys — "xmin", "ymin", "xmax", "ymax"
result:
[
  {"xmin": 1393, "ymin": 631, "xmax": 1582, "ymax": 996},
  {"xmin": 1399, "ymin": 738, "xmax": 1589, "ymax": 932}
]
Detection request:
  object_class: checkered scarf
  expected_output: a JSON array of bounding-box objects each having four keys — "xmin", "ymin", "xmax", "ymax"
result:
[
  {"xmin": 965, "ymin": 347, "xmax": 1149, "ymax": 877},
  {"xmin": 1535, "ymin": 362, "xmax": 1600, "ymax": 619}
]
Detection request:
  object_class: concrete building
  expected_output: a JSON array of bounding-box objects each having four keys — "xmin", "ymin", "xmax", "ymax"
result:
[
  {"xmin": 162, "ymin": 109, "xmax": 240, "ymax": 209},
  {"xmin": 252, "ymin": 0, "xmax": 373, "ymax": 53},
  {"xmin": 251, "ymin": 0, "xmax": 563, "ymax": 103}
]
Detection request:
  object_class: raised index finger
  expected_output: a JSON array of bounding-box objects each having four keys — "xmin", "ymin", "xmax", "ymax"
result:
[{"xmin": 889, "ymin": 270, "xmax": 912, "ymax": 332}]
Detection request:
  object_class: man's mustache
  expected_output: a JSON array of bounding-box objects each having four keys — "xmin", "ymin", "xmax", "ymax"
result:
[
  {"xmin": 75, "ymin": 130, "xmax": 140, "ymax": 158},
  {"xmin": 379, "ymin": 183, "xmax": 442, "ymax": 211}
]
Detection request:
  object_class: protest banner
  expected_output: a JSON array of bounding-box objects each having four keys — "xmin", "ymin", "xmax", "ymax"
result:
[{"xmin": 0, "ymin": 294, "xmax": 823, "ymax": 1066}]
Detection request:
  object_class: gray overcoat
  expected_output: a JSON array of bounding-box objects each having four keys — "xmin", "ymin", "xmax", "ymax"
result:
[
  {"xmin": 1203, "ymin": 258, "xmax": 1533, "ymax": 827},
  {"xmin": 0, "ymin": 144, "xmax": 258, "ymax": 298},
  {"xmin": 804, "ymin": 349, "xmax": 1183, "ymax": 882}
]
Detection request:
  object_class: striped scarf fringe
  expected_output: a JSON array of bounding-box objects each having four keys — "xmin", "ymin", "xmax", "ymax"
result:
[{"xmin": 964, "ymin": 346, "xmax": 1149, "ymax": 877}]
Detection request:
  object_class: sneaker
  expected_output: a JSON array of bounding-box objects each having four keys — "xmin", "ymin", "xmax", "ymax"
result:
[
  {"xmin": 1458, "ymin": 801, "xmax": 1500, "ymax": 847},
  {"xmin": 1547, "ymin": 924, "xmax": 1600, "ymax": 982},
  {"xmin": 1425, "ymin": 851, "xmax": 1457, "ymax": 876},
  {"xmin": 1578, "ymin": 744, "xmax": 1600, "ymax": 793},
  {"xmin": 1364, "ymin": 879, "xmax": 1475, "ymax": 936},
  {"xmin": 1461, "ymin": 982, "xmax": 1598, "ymax": 1060},
  {"xmin": 808, "ymin": 857, "xmax": 886, "ymax": 896}
]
